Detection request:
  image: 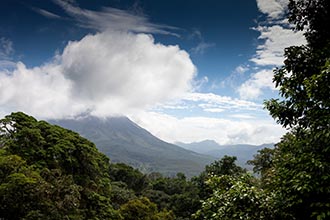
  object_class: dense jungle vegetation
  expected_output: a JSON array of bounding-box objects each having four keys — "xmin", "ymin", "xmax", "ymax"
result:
[{"xmin": 1, "ymin": 0, "xmax": 329, "ymax": 219}]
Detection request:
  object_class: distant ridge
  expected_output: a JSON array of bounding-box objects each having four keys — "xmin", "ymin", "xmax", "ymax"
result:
[
  {"xmin": 175, "ymin": 140, "xmax": 225, "ymax": 154},
  {"xmin": 50, "ymin": 116, "xmax": 214, "ymax": 177},
  {"xmin": 176, "ymin": 140, "xmax": 274, "ymax": 169}
]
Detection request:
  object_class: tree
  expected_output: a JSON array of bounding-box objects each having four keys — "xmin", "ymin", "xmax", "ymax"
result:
[
  {"xmin": 0, "ymin": 112, "xmax": 120, "ymax": 219},
  {"xmin": 265, "ymin": 0, "xmax": 330, "ymax": 130},
  {"xmin": 247, "ymin": 148, "xmax": 274, "ymax": 186},
  {"xmin": 205, "ymin": 155, "xmax": 246, "ymax": 177},
  {"xmin": 193, "ymin": 174, "xmax": 273, "ymax": 220},
  {"xmin": 119, "ymin": 197, "xmax": 174, "ymax": 220},
  {"xmin": 264, "ymin": 0, "xmax": 330, "ymax": 219},
  {"xmin": 109, "ymin": 163, "xmax": 148, "ymax": 192},
  {"xmin": 145, "ymin": 172, "xmax": 201, "ymax": 219},
  {"xmin": 192, "ymin": 156, "xmax": 246, "ymax": 200},
  {"xmin": 270, "ymin": 132, "xmax": 330, "ymax": 220}
]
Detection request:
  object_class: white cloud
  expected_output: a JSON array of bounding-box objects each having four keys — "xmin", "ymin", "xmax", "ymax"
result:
[
  {"xmin": 0, "ymin": 31, "xmax": 196, "ymax": 119},
  {"xmin": 130, "ymin": 111, "xmax": 285, "ymax": 145},
  {"xmin": 256, "ymin": 0, "xmax": 289, "ymax": 20},
  {"xmin": 183, "ymin": 92, "xmax": 262, "ymax": 111},
  {"xmin": 229, "ymin": 114, "xmax": 256, "ymax": 119},
  {"xmin": 218, "ymin": 65, "xmax": 250, "ymax": 89},
  {"xmin": 148, "ymin": 92, "xmax": 262, "ymax": 116},
  {"xmin": 53, "ymin": 0, "xmax": 177, "ymax": 35},
  {"xmin": 238, "ymin": 69, "xmax": 276, "ymax": 100},
  {"xmin": 0, "ymin": 62, "xmax": 80, "ymax": 119},
  {"xmin": 237, "ymin": 0, "xmax": 307, "ymax": 100},
  {"xmin": 250, "ymin": 25, "xmax": 306, "ymax": 66},
  {"xmin": 203, "ymin": 108, "xmax": 225, "ymax": 113}
]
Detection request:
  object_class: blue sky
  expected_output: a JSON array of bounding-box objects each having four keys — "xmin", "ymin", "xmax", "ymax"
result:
[{"xmin": 0, "ymin": 0, "xmax": 306, "ymax": 145}]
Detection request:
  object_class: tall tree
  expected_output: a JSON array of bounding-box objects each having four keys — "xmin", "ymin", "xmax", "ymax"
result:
[{"xmin": 264, "ymin": 0, "xmax": 330, "ymax": 219}]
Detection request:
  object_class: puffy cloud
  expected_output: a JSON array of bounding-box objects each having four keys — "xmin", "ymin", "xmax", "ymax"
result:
[
  {"xmin": 0, "ymin": 31, "xmax": 196, "ymax": 118},
  {"xmin": 131, "ymin": 111, "xmax": 285, "ymax": 145},
  {"xmin": 0, "ymin": 62, "xmax": 79, "ymax": 119}
]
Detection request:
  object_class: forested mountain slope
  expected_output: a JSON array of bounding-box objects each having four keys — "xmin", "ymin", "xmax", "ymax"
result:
[{"xmin": 51, "ymin": 116, "xmax": 214, "ymax": 177}]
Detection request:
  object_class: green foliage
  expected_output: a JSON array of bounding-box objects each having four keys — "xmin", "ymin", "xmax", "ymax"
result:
[
  {"xmin": 269, "ymin": 132, "xmax": 330, "ymax": 220},
  {"xmin": 119, "ymin": 197, "xmax": 174, "ymax": 220},
  {"xmin": 110, "ymin": 181, "xmax": 137, "ymax": 209},
  {"xmin": 263, "ymin": 0, "xmax": 330, "ymax": 219},
  {"xmin": 193, "ymin": 174, "xmax": 273, "ymax": 220},
  {"xmin": 192, "ymin": 156, "xmax": 270, "ymax": 220},
  {"xmin": 288, "ymin": 0, "xmax": 330, "ymax": 49},
  {"xmin": 0, "ymin": 112, "xmax": 120, "ymax": 220},
  {"xmin": 205, "ymin": 155, "xmax": 246, "ymax": 177},
  {"xmin": 145, "ymin": 172, "xmax": 201, "ymax": 220},
  {"xmin": 265, "ymin": 1, "xmax": 330, "ymax": 131},
  {"xmin": 109, "ymin": 162, "xmax": 148, "ymax": 192},
  {"xmin": 247, "ymin": 148, "xmax": 274, "ymax": 186},
  {"xmin": 192, "ymin": 155, "xmax": 246, "ymax": 200}
]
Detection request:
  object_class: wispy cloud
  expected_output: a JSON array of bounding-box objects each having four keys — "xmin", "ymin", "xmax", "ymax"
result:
[
  {"xmin": 33, "ymin": 7, "xmax": 62, "ymax": 19},
  {"xmin": 0, "ymin": 37, "xmax": 15, "ymax": 69},
  {"xmin": 234, "ymin": 65, "xmax": 249, "ymax": 74},
  {"xmin": 190, "ymin": 29, "xmax": 215, "ymax": 55},
  {"xmin": 53, "ymin": 0, "xmax": 178, "ymax": 35},
  {"xmin": 217, "ymin": 65, "xmax": 250, "ymax": 90},
  {"xmin": 183, "ymin": 92, "xmax": 262, "ymax": 111},
  {"xmin": 250, "ymin": 25, "xmax": 306, "ymax": 66},
  {"xmin": 0, "ymin": 37, "xmax": 13, "ymax": 56},
  {"xmin": 191, "ymin": 42, "xmax": 215, "ymax": 55},
  {"xmin": 237, "ymin": 0, "xmax": 306, "ymax": 100}
]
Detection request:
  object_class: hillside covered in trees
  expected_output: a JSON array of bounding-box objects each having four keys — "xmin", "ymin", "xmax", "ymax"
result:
[
  {"xmin": 0, "ymin": 112, "xmax": 247, "ymax": 219},
  {"xmin": 1, "ymin": 0, "xmax": 329, "ymax": 219}
]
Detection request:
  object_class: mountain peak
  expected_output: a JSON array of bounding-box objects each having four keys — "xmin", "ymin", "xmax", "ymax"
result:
[{"xmin": 50, "ymin": 116, "xmax": 214, "ymax": 177}]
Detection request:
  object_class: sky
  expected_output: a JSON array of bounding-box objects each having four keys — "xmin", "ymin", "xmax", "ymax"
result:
[{"xmin": 0, "ymin": 0, "xmax": 306, "ymax": 145}]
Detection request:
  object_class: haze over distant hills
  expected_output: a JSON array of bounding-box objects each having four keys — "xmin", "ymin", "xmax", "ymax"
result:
[
  {"xmin": 176, "ymin": 140, "xmax": 274, "ymax": 168},
  {"xmin": 51, "ymin": 116, "xmax": 214, "ymax": 177}
]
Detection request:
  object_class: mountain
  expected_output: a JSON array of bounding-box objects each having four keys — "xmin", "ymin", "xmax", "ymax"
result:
[
  {"xmin": 175, "ymin": 140, "xmax": 226, "ymax": 154},
  {"xmin": 50, "ymin": 116, "xmax": 214, "ymax": 177},
  {"xmin": 176, "ymin": 140, "xmax": 274, "ymax": 169}
]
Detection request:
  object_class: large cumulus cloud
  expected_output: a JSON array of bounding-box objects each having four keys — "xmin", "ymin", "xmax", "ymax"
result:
[{"xmin": 0, "ymin": 31, "xmax": 196, "ymax": 119}]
